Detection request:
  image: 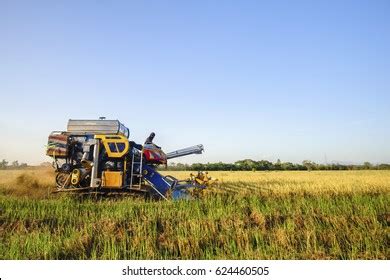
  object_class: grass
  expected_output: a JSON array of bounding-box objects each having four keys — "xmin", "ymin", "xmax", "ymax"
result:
[{"xmin": 0, "ymin": 169, "xmax": 389, "ymax": 259}]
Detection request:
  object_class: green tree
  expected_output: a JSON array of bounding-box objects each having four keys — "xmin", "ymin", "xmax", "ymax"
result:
[
  {"xmin": 274, "ymin": 159, "xmax": 282, "ymax": 170},
  {"xmin": 281, "ymin": 162, "xmax": 296, "ymax": 170},
  {"xmin": 363, "ymin": 162, "xmax": 372, "ymax": 170},
  {"xmin": 302, "ymin": 160, "xmax": 317, "ymax": 171},
  {"xmin": 256, "ymin": 160, "xmax": 273, "ymax": 170},
  {"xmin": 0, "ymin": 159, "xmax": 8, "ymax": 169}
]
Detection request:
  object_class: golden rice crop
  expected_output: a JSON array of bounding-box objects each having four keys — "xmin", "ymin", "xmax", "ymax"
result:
[{"xmin": 0, "ymin": 169, "xmax": 389, "ymax": 260}]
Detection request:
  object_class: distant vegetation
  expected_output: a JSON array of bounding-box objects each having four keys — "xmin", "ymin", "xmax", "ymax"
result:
[
  {"xmin": 0, "ymin": 159, "xmax": 28, "ymax": 170},
  {"xmin": 2, "ymin": 158, "xmax": 390, "ymax": 171},
  {"xmin": 165, "ymin": 159, "xmax": 390, "ymax": 171}
]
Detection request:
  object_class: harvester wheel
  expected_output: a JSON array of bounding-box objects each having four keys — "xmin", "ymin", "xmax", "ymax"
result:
[{"xmin": 56, "ymin": 171, "xmax": 71, "ymax": 189}]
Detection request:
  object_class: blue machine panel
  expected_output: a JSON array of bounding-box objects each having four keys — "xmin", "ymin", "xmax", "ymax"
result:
[{"xmin": 142, "ymin": 165, "xmax": 171, "ymax": 196}]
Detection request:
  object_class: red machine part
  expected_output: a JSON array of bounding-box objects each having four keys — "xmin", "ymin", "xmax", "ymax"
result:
[{"xmin": 143, "ymin": 145, "xmax": 167, "ymax": 165}]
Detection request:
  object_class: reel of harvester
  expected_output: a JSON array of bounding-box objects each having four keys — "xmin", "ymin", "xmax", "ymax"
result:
[
  {"xmin": 189, "ymin": 171, "xmax": 218, "ymax": 188},
  {"xmin": 46, "ymin": 119, "xmax": 214, "ymax": 199}
]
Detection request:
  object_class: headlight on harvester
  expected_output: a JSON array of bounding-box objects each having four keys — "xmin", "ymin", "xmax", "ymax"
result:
[{"xmin": 71, "ymin": 169, "xmax": 81, "ymax": 185}]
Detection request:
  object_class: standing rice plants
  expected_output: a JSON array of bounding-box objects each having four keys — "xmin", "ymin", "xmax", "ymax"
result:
[{"xmin": 0, "ymin": 169, "xmax": 389, "ymax": 259}]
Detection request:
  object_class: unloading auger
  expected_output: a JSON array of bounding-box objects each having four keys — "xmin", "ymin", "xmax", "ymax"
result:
[{"xmin": 46, "ymin": 119, "xmax": 213, "ymax": 199}]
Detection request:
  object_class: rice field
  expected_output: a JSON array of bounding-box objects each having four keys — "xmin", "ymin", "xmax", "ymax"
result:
[{"xmin": 0, "ymin": 169, "xmax": 389, "ymax": 259}]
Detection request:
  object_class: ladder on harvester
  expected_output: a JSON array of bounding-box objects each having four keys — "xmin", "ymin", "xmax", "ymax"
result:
[{"xmin": 129, "ymin": 149, "xmax": 143, "ymax": 190}]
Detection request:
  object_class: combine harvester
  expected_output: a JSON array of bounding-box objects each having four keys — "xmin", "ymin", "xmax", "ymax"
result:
[{"xmin": 46, "ymin": 119, "xmax": 215, "ymax": 199}]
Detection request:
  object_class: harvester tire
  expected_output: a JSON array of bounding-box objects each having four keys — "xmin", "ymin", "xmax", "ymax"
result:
[{"xmin": 56, "ymin": 171, "xmax": 71, "ymax": 189}]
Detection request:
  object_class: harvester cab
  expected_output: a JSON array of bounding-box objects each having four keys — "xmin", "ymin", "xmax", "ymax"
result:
[{"xmin": 46, "ymin": 119, "xmax": 207, "ymax": 199}]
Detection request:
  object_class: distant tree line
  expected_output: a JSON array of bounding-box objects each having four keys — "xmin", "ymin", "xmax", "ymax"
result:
[
  {"xmin": 163, "ymin": 159, "xmax": 390, "ymax": 171},
  {"xmin": 1, "ymin": 158, "xmax": 390, "ymax": 171},
  {"xmin": 0, "ymin": 160, "xmax": 28, "ymax": 170}
]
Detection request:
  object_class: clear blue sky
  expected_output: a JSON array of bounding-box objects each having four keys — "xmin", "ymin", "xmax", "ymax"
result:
[{"xmin": 0, "ymin": 0, "xmax": 389, "ymax": 165}]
